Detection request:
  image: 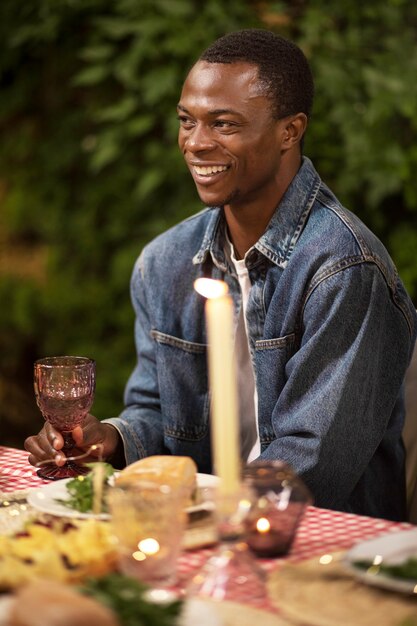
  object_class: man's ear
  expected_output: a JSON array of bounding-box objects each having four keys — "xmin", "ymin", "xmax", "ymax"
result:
[{"xmin": 280, "ymin": 113, "xmax": 308, "ymax": 149}]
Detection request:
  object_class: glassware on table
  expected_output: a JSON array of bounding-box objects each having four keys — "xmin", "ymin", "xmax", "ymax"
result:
[
  {"xmin": 242, "ymin": 461, "xmax": 312, "ymax": 558},
  {"xmin": 33, "ymin": 355, "xmax": 96, "ymax": 480},
  {"xmin": 107, "ymin": 480, "xmax": 188, "ymax": 590},
  {"xmin": 186, "ymin": 485, "xmax": 267, "ymax": 603}
]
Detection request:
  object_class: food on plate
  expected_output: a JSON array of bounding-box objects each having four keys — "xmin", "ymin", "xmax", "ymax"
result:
[
  {"xmin": 56, "ymin": 462, "xmax": 115, "ymax": 514},
  {"xmin": 353, "ymin": 556, "xmax": 417, "ymax": 581},
  {"xmin": 52, "ymin": 457, "xmax": 199, "ymax": 516},
  {"xmin": 0, "ymin": 518, "xmax": 117, "ymax": 590},
  {"xmin": 9, "ymin": 578, "xmax": 120, "ymax": 626},
  {"xmin": 8, "ymin": 573, "xmax": 183, "ymax": 626},
  {"xmin": 115, "ymin": 455, "xmax": 197, "ymax": 502},
  {"xmin": 81, "ymin": 572, "xmax": 183, "ymax": 626},
  {"xmin": 116, "ymin": 455, "xmax": 197, "ymax": 489}
]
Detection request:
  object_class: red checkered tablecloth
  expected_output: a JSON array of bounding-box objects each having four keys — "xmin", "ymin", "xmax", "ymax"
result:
[
  {"xmin": 0, "ymin": 446, "xmax": 413, "ymax": 612},
  {"xmin": 0, "ymin": 446, "xmax": 50, "ymax": 493},
  {"xmin": 175, "ymin": 505, "xmax": 413, "ymax": 609}
]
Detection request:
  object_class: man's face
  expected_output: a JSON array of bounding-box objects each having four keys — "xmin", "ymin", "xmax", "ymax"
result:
[{"xmin": 177, "ymin": 61, "xmax": 288, "ymax": 211}]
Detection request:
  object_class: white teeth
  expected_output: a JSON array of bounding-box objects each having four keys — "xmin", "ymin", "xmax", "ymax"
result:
[{"xmin": 194, "ymin": 165, "xmax": 228, "ymax": 176}]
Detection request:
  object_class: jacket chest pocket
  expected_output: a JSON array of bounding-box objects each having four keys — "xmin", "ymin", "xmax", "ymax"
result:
[
  {"xmin": 151, "ymin": 330, "xmax": 209, "ymax": 440},
  {"xmin": 255, "ymin": 333, "xmax": 296, "ymax": 442}
]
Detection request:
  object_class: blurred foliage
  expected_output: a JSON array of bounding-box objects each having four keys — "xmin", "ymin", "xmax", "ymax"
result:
[
  {"xmin": 296, "ymin": 1, "xmax": 417, "ymax": 250},
  {"xmin": 0, "ymin": 0, "xmax": 416, "ymax": 446},
  {"xmin": 0, "ymin": 0, "xmax": 262, "ymax": 445}
]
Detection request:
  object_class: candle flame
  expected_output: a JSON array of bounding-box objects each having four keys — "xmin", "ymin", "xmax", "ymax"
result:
[
  {"xmin": 256, "ymin": 517, "xmax": 271, "ymax": 533},
  {"xmin": 194, "ymin": 278, "xmax": 229, "ymax": 299},
  {"xmin": 138, "ymin": 538, "xmax": 160, "ymax": 555},
  {"xmin": 132, "ymin": 537, "xmax": 160, "ymax": 562}
]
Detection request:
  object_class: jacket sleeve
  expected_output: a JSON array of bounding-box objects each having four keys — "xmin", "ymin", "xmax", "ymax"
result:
[
  {"xmin": 258, "ymin": 261, "xmax": 415, "ymax": 511},
  {"xmin": 105, "ymin": 253, "xmax": 166, "ymax": 465}
]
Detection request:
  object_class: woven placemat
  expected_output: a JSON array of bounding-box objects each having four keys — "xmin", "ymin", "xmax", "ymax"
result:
[
  {"xmin": 0, "ymin": 595, "xmax": 288, "ymax": 626},
  {"xmin": 267, "ymin": 553, "xmax": 417, "ymax": 626},
  {"xmin": 0, "ymin": 489, "xmax": 30, "ymax": 502},
  {"xmin": 194, "ymin": 600, "xmax": 290, "ymax": 626},
  {"xmin": 0, "ymin": 492, "xmax": 35, "ymax": 535}
]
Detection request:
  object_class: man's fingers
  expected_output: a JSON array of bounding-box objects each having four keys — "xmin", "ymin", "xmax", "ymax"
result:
[
  {"xmin": 24, "ymin": 423, "xmax": 67, "ymax": 469},
  {"xmin": 71, "ymin": 415, "xmax": 108, "ymax": 458},
  {"xmin": 24, "ymin": 435, "xmax": 66, "ymax": 468},
  {"xmin": 44, "ymin": 424, "xmax": 64, "ymax": 450},
  {"xmin": 71, "ymin": 425, "xmax": 84, "ymax": 446}
]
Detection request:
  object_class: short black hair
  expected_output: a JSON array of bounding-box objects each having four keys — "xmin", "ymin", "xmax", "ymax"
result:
[{"xmin": 199, "ymin": 29, "xmax": 314, "ymax": 120}]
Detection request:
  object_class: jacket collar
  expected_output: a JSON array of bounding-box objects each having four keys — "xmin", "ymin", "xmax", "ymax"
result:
[{"xmin": 193, "ymin": 157, "xmax": 321, "ymax": 270}]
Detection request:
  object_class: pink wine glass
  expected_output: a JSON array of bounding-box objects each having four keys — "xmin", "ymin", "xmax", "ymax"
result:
[{"xmin": 34, "ymin": 356, "xmax": 96, "ymax": 480}]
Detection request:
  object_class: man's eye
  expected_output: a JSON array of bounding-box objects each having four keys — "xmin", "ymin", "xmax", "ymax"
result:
[
  {"xmin": 214, "ymin": 120, "xmax": 234, "ymax": 128},
  {"xmin": 177, "ymin": 115, "xmax": 194, "ymax": 127}
]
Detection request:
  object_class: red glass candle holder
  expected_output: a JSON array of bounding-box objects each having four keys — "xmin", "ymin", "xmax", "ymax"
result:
[{"xmin": 242, "ymin": 461, "xmax": 312, "ymax": 558}]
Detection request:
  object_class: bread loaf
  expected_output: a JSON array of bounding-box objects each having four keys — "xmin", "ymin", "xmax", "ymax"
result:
[{"xmin": 115, "ymin": 455, "xmax": 197, "ymax": 499}]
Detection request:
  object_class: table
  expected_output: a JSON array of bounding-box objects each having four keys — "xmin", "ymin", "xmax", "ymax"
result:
[{"xmin": 0, "ymin": 446, "xmax": 413, "ymax": 613}]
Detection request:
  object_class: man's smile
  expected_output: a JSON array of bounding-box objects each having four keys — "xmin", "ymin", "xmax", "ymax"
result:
[{"xmin": 193, "ymin": 164, "xmax": 229, "ymax": 176}]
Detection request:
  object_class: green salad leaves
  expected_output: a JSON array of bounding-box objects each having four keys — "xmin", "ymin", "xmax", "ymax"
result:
[
  {"xmin": 57, "ymin": 462, "xmax": 115, "ymax": 513},
  {"xmin": 354, "ymin": 557, "xmax": 417, "ymax": 581},
  {"xmin": 80, "ymin": 573, "xmax": 183, "ymax": 626}
]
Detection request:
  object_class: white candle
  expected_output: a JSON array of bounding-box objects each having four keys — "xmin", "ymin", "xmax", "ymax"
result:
[
  {"xmin": 92, "ymin": 462, "xmax": 104, "ymax": 515},
  {"xmin": 194, "ymin": 278, "xmax": 240, "ymax": 494}
]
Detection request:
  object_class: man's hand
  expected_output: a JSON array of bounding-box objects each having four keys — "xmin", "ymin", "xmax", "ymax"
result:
[{"xmin": 24, "ymin": 414, "xmax": 122, "ymax": 468}]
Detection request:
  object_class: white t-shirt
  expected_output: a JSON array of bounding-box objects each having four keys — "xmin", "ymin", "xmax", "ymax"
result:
[{"xmin": 227, "ymin": 240, "xmax": 261, "ymax": 462}]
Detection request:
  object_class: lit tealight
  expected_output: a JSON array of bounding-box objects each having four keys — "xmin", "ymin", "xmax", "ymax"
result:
[
  {"xmin": 256, "ymin": 517, "xmax": 271, "ymax": 534},
  {"xmin": 138, "ymin": 538, "xmax": 160, "ymax": 555},
  {"xmin": 194, "ymin": 278, "xmax": 229, "ymax": 299}
]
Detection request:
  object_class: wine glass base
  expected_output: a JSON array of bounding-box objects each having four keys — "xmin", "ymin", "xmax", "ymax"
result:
[
  {"xmin": 187, "ymin": 541, "xmax": 266, "ymax": 602},
  {"xmin": 37, "ymin": 461, "xmax": 91, "ymax": 481}
]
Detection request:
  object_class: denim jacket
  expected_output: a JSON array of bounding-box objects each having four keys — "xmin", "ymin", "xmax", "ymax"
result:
[{"xmin": 106, "ymin": 157, "xmax": 417, "ymax": 521}]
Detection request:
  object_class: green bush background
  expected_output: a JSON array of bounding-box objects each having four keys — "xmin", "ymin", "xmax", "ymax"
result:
[{"xmin": 1, "ymin": 0, "xmax": 416, "ymax": 447}]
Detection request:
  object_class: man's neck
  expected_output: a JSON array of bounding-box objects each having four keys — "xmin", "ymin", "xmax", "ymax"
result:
[
  {"xmin": 224, "ymin": 213, "xmax": 264, "ymax": 260},
  {"xmin": 224, "ymin": 153, "xmax": 302, "ymax": 259}
]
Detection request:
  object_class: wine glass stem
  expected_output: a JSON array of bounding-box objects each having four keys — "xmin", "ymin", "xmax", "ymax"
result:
[{"xmin": 62, "ymin": 431, "xmax": 75, "ymax": 455}]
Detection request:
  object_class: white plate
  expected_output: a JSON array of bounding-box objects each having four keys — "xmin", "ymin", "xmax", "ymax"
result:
[
  {"xmin": 343, "ymin": 528, "xmax": 417, "ymax": 594},
  {"xmin": 27, "ymin": 478, "xmax": 110, "ymax": 520},
  {"xmin": 27, "ymin": 472, "xmax": 219, "ymax": 520},
  {"xmin": 187, "ymin": 472, "xmax": 219, "ymax": 513}
]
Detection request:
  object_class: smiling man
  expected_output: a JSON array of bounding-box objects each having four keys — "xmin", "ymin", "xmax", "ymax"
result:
[
  {"xmin": 25, "ymin": 29, "xmax": 417, "ymax": 521},
  {"xmin": 177, "ymin": 58, "xmax": 305, "ymax": 258}
]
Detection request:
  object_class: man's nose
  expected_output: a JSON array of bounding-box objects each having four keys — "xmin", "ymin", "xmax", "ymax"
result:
[{"xmin": 184, "ymin": 123, "xmax": 216, "ymax": 152}]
